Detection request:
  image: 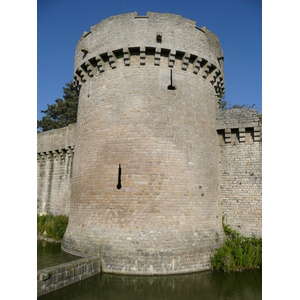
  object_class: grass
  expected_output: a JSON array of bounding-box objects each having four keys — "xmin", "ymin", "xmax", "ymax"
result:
[
  {"xmin": 37, "ymin": 214, "xmax": 69, "ymax": 240},
  {"xmin": 211, "ymin": 218, "xmax": 262, "ymax": 272}
]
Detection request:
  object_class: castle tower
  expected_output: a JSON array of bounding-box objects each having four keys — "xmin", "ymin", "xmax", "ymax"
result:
[{"xmin": 62, "ymin": 12, "xmax": 226, "ymax": 275}]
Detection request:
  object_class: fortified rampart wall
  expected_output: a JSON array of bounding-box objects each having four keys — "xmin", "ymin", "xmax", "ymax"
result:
[
  {"xmin": 37, "ymin": 256, "xmax": 100, "ymax": 296},
  {"xmin": 36, "ymin": 108, "xmax": 262, "ymax": 238},
  {"xmin": 63, "ymin": 12, "xmax": 227, "ymax": 275},
  {"xmin": 216, "ymin": 108, "xmax": 262, "ymax": 237},
  {"xmin": 37, "ymin": 12, "xmax": 262, "ymax": 276},
  {"xmin": 37, "ymin": 124, "xmax": 76, "ymax": 215}
]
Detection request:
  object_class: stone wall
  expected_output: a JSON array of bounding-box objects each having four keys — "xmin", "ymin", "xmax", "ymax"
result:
[
  {"xmin": 216, "ymin": 108, "xmax": 262, "ymax": 237},
  {"xmin": 37, "ymin": 124, "xmax": 76, "ymax": 215},
  {"xmin": 36, "ymin": 12, "xmax": 262, "ymax": 278},
  {"xmin": 37, "ymin": 108, "xmax": 262, "ymax": 238},
  {"xmin": 62, "ymin": 12, "xmax": 226, "ymax": 275},
  {"xmin": 37, "ymin": 256, "xmax": 100, "ymax": 296}
]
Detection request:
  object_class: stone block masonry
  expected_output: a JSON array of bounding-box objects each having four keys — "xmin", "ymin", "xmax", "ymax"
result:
[
  {"xmin": 37, "ymin": 12, "xmax": 262, "ymax": 276},
  {"xmin": 217, "ymin": 108, "xmax": 262, "ymax": 237},
  {"xmin": 37, "ymin": 256, "xmax": 100, "ymax": 297},
  {"xmin": 37, "ymin": 124, "xmax": 76, "ymax": 216},
  {"xmin": 63, "ymin": 12, "xmax": 226, "ymax": 275}
]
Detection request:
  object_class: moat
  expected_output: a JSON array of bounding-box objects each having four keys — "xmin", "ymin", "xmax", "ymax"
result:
[{"xmin": 38, "ymin": 240, "xmax": 262, "ymax": 299}]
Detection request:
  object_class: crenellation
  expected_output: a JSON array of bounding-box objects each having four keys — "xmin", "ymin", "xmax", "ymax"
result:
[
  {"xmin": 73, "ymin": 46, "xmax": 225, "ymax": 95},
  {"xmin": 38, "ymin": 13, "xmax": 261, "ymax": 277}
]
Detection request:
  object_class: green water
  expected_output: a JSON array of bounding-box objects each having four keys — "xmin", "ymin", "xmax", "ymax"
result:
[
  {"xmin": 38, "ymin": 241, "xmax": 262, "ymax": 300},
  {"xmin": 37, "ymin": 240, "xmax": 81, "ymax": 270}
]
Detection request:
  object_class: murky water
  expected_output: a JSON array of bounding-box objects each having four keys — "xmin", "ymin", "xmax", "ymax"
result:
[
  {"xmin": 37, "ymin": 240, "xmax": 81, "ymax": 270},
  {"xmin": 38, "ymin": 241, "xmax": 262, "ymax": 300}
]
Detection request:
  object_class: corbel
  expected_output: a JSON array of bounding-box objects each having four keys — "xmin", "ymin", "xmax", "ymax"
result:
[
  {"xmin": 181, "ymin": 52, "xmax": 190, "ymax": 71},
  {"xmin": 168, "ymin": 50, "xmax": 176, "ymax": 67},
  {"xmin": 193, "ymin": 56, "xmax": 202, "ymax": 74},
  {"xmin": 140, "ymin": 47, "xmax": 146, "ymax": 65},
  {"xmin": 201, "ymin": 61, "xmax": 212, "ymax": 79},
  {"xmin": 238, "ymin": 128, "xmax": 246, "ymax": 143},
  {"xmin": 108, "ymin": 52, "xmax": 116, "ymax": 69},
  {"xmin": 225, "ymin": 128, "xmax": 231, "ymax": 143},
  {"xmin": 123, "ymin": 48, "xmax": 130, "ymax": 66},
  {"xmin": 253, "ymin": 127, "xmax": 261, "ymax": 142},
  {"xmin": 95, "ymin": 55, "xmax": 105, "ymax": 73},
  {"xmin": 85, "ymin": 61, "xmax": 94, "ymax": 77},
  {"xmin": 154, "ymin": 47, "xmax": 161, "ymax": 66}
]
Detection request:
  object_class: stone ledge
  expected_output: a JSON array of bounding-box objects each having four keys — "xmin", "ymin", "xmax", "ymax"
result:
[{"xmin": 37, "ymin": 256, "xmax": 101, "ymax": 297}]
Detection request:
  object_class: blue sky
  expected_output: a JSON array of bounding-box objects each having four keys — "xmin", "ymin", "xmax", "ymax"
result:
[
  {"xmin": 37, "ymin": 0, "xmax": 262, "ymax": 120},
  {"xmin": 3, "ymin": 2, "xmax": 300, "ymax": 298}
]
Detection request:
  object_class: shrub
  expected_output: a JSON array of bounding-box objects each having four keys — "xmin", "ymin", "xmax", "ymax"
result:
[
  {"xmin": 211, "ymin": 219, "xmax": 262, "ymax": 272},
  {"xmin": 37, "ymin": 214, "xmax": 69, "ymax": 240},
  {"xmin": 52, "ymin": 215, "xmax": 69, "ymax": 239}
]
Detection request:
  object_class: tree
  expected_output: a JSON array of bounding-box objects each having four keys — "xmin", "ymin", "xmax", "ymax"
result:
[
  {"xmin": 37, "ymin": 81, "xmax": 79, "ymax": 132},
  {"xmin": 217, "ymin": 93, "xmax": 255, "ymax": 110},
  {"xmin": 218, "ymin": 93, "xmax": 227, "ymax": 110}
]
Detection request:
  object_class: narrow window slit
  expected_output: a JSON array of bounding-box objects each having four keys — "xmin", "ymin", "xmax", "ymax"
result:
[
  {"xmin": 168, "ymin": 69, "xmax": 176, "ymax": 90},
  {"xmin": 117, "ymin": 164, "xmax": 122, "ymax": 189}
]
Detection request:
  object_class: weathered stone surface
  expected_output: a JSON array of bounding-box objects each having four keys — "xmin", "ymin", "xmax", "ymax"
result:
[
  {"xmin": 37, "ymin": 257, "xmax": 100, "ymax": 296},
  {"xmin": 37, "ymin": 124, "xmax": 76, "ymax": 216},
  {"xmin": 61, "ymin": 12, "xmax": 225, "ymax": 275},
  {"xmin": 37, "ymin": 12, "xmax": 262, "ymax": 277},
  {"xmin": 217, "ymin": 109, "xmax": 262, "ymax": 237}
]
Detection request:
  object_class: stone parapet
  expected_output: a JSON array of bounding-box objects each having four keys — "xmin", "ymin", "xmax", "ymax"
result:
[
  {"xmin": 37, "ymin": 123, "xmax": 77, "ymax": 154},
  {"xmin": 73, "ymin": 12, "xmax": 225, "ymax": 95},
  {"xmin": 216, "ymin": 108, "xmax": 262, "ymax": 144},
  {"xmin": 37, "ymin": 256, "xmax": 101, "ymax": 296}
]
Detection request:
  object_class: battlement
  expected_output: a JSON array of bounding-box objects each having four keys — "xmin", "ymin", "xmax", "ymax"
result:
[
  {"xmin": 73, "ymin": 46, "xmax": 225, "ymax": 94},
  {"xmin": 73, "ymin": 12, "xmax": 225, "ymax": 94},
  {"xmin": 37, "ymin": 13, "xmax": 261, "ymax": 276},
  {"xmin": 37, "ymin": 123, "xmax": 76, "ymax": 154},
  {"xmin": 216, "ymin": 108, "xmax": 262, "ymax": 143}
]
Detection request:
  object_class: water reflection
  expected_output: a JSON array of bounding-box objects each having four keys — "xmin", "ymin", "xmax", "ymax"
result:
[
  {"xmin": 37, "ymin": 240, "xmax": 81, "ymax": 270},
  {"xmin": 38, "ymin": 269, "xmax": 262, "ymax": 300}
]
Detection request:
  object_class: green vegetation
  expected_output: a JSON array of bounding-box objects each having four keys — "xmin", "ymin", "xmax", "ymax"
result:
[
  {"xmin": 37, "ymin": 81, "xmax": 79, "ymax": 132},
  {"xmin": 218, "ymin": 93, "xmax": 255, "ymax": 110},
  {"xmin": 211, "ymin": 218, "xmax": 262, "ymax": 272},
  {"xmin": 37, "ymin": 214, "xmax": 69, "ymax": 240}
]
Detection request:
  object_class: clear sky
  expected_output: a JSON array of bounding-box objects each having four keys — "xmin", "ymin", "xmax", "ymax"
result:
[
  {"xmin": 37, "ymin": 0, "xmax": 262, "ymax": 120},
  {"xmin": 3, "ymin": 2, "xmax": 300, "ymax": 298}
]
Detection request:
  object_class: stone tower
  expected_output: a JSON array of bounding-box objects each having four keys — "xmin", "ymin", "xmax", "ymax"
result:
[{"xmin": 62, "ymin": 12, "xmax": 226, "ymax": 275}]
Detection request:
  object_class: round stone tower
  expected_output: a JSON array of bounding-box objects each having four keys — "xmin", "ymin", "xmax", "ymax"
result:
[{"xmin": 62, "ymin": 12, "xmax": 226, "ymax": 275}]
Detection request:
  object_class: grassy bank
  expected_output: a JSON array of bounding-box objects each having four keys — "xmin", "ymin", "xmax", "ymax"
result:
[
  {"xmin": 211, "ymin": 220, "xmax": 262, "ymax": 272},
  {"xmin": 37, "ymin": 214, "xmax": 68, "ymax": 240}
]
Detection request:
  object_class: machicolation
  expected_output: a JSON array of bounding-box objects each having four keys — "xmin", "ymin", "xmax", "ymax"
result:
[{"xmin": 37, "ymin": 12, "xmax": 262, "ymax": 275}]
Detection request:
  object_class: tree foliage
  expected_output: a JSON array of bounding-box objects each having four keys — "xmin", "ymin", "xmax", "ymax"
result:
[
  {"xmin": 37, "ymin": 81, "xmax": 79, "ymax": 132},
  {"xmin": 218, "ymin": 93, "xmax": 227, "ymax": 110},
  {"xmin": 218, "ymin": 93, "xmax": 255, "ymax": 110}
]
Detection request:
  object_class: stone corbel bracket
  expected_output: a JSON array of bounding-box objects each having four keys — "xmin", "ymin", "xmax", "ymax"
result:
[
  {"xmin": 73, "ymin": 46, "xmax": 225, "ymax": 95},
  {"xmin": 37, "ymin": 146, "xmax": 75, "ymax": 163}
]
